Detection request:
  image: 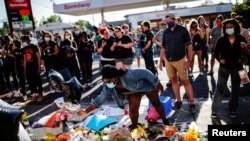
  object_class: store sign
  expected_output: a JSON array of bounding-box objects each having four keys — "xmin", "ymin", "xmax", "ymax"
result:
[
  {"xmin": 5, "ymin": 0, "xmax": 34, "ymax": 31},
  {"xmin": 7, "ymin": 0, "xmax": 30, "ymax": 9}
]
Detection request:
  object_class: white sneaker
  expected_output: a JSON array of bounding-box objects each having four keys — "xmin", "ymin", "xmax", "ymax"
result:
[
  {"xmin": 87, "ymin": 83, "xmax": 94, "ymax": 87},
  {"xmin": 188, "ymin": 73, "xmax": 193, "ymax": 77},
  {"xmin": 23, "ymin": 95, "xmax": 27, "ymax": 101},
  {"xmin": 7, "ymin": 92, "xmax": 15, "ymax": 98},
  {"xmin": 13, "ymin": 92, "xmax": 23, "ymax": 98}
]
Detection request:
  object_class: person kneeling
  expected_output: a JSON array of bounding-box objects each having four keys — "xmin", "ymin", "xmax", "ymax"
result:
[{"xmin": 85, "ymin": 65, "xmax": 170, "ymax": 129}]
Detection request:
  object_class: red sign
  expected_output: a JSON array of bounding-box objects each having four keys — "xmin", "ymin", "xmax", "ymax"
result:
[
  {"xmin": 19, "ymin": 9, "xmax": 30, "ymax": 15},
  {"xmin": 7, "ymin": 0, "xmax": 30, "ymax": 9}
]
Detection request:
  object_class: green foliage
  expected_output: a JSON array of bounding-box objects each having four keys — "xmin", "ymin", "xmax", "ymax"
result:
[
  {"xmin": 40, "ymin": 15, "xmax": 63, "ymax": 26},
  {"xmin": 0, "ymin": 27, "xmax": 8, "ymax": 36},
  {"xmin": 232, "ymin": 0, "xmax": 250, "ymax": 27},
  {"xmin": 75, "ymin": 20, "xmax": 92, "ymax": 32}
]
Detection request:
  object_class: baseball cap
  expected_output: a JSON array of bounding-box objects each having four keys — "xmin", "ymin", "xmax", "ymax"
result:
[{"xmin": 165, "ymin": 12, "xmax": 176, "ymax": 19}]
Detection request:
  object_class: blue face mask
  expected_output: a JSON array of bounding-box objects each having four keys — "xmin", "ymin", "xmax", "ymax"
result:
[
  {"xmin": 107, "ymin": 82, "xmax": 116, "ymax": 89},
  {"xmin": 167, "ymin": 22, "xmax": 175, "ymax": 28}
]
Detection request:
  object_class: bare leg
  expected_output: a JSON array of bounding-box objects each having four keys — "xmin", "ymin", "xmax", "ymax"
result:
[
  {"xmin": 146, "ymin": 90, "xmax": 169, "ymax": 125},
  {"xmin": 128, "ymin": 94, "xmax": 142, "ymax": 128}
]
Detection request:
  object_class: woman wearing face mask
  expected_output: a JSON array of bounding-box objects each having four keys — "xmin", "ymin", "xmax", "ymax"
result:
[
  {"xmin": 58, "ymin": 30, "xmax": 80, "ymax": 80},
  {"xmin": 197, "ymin": 15, "xmax": 210, "ymax": 70},
  {"xmin": 85, "ymin": 65, "xmax": 170, "ymax": 129},
  {"xmin": 211, "ymin": 19, "xmax": 247, "ymax": 119},
  {"xmin": 39, "ymin": 31, "xmax": 59, "ymax": 75}
]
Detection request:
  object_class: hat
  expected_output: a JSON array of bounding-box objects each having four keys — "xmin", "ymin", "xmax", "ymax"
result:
[{"xmin": 165, "ymin": 12, "xmax": 175, "ymax": 19}]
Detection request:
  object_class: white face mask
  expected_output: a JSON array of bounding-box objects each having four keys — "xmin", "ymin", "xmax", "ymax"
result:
[
  {"xmin": 22, "ymin": 42, "xmax": 28, "ymax": 47},
  {"xmin": 65, "ymin": 35, "xmax": 70, "ymax": 40},
  {"xmin": 74, "ymin": 30, "xmax": 80, "ymax": 35},
  {"xmin": 45, "ymin": 37, "xmax": 50, "ymax": 42},
  {"xmin": 107, "ymin": 82, "xmax": 116, "ymax": 89},
  {"xmin": 226, "ymin": 28, "xmax": 235, "ymax": 35}
]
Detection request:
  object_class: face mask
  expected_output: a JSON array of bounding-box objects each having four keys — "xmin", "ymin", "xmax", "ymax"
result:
[
  {"xmin": 107, "ymin": 82, "xmax": 116, "ymax": 89},
  {"xmin": 167, "ymin": 22, "xmax": 175, "ymax": 28},
  {"xmin": 45, "ymin": 37, "xmax": 50, "ymax": 42},
  {"xmin": 74, "ymin": 30, "xmax": 80, "ymax": 35},
  {"xmin": 65, "ymin": 35, "xmax": 70, "ymax": 40},
  {"xmin": 22, "ymin": 42, "xmax": 28, "ymax": 47},
  {"xmin": 199, "ymin": 20, "xmax": 205, "ymax": 25},
  {"xmin": 226, "ymin": 28, "xmax": 235, "ymax": 35}
]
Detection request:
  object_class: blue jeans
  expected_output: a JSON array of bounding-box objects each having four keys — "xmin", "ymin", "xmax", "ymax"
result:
[
  {"xmin": 142, "ymin": 50, "xmax": 157, "ymax": 75},
  {"xmin": 211, "ymin": 66, "xmax": 241, "ymax": 113}
]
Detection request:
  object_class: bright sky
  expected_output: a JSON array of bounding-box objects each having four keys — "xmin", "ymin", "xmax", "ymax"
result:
[{"xmin": 0, "ymin": 0, "xmax": 243, "ymax": 27}]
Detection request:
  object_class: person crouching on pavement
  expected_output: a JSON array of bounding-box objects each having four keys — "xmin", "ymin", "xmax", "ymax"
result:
[{"xmin": 85, "ymin": 65, "xmax": 170, "ymax": 129}]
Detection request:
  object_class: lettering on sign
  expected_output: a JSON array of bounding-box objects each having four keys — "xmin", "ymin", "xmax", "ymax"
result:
[{"xmin": 64, "ymin": 2, "xmax": 91, "ymax": 10}]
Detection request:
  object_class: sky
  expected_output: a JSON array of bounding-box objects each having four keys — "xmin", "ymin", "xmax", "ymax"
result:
[{"xmin": 0, "ymin": 0, "xmax": 243, "ymax": 27}]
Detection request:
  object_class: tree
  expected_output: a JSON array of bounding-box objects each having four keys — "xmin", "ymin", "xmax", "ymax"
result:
[
  {"xmin": 40, "ymin": 15, "xmax": 63, "ymax": 25},
  {"xmin": 75, "ymin": 20, "xmax": 92, "ymax": 32},
  {"xmin": 0, "ymin": 22, "xmax": 9, "ymax": 36},
  {"xmin": 233, "ymin": 0, "xmax": 250, "ymax": 28}
]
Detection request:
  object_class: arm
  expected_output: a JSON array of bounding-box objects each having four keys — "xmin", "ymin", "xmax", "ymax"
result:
[
  {"xmin": 214, "ymin": 37, "xmax": 222, "ymax": 62},
  {"xmin": 206, "ymin": 27, "xmax": 210, "ymax": 47},
  {"xmin": 159, "ymin": 47, "xmax": 166, "ymax": 71},
  {"xmin": 117, "ymin": 42, "xmax": 133, "ymax": 49},
  {"xmin": 36, "ymin": 49, "xmax": 41, "ymax": 74}
]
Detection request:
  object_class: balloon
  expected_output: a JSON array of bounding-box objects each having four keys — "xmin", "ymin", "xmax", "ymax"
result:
[
  {"xmin": 61, "ymin": 77, "xmax": 84, "ymax": 104},
  {"xmin": 0, "ymin": 100, "xmax": 24, "ymax": 141},
  {"xmin": 48, "ymin": 69, "xmax": 64, "ymax": 91}
]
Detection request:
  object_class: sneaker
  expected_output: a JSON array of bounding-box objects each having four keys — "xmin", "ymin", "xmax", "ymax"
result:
[
  {"xmin": 230, "ymin": 112, "xmax": 237, "ymax": 118},
  {"xmin": 166, "ymin": 80, "xmax": 172, "ymax": 86},
  {"xmin": 207, "ymin": 71, "xmax": 214, "ymax": 76},
  {"xmin": 188, "ymin": 72, "xmax": 193, "ymax": 77},
  {"xmin": 200, "ymin": 72, "xmax": 204, "ymax": 76},
  {"xmin": 211, "ymin": 113, "xmax": 218, "ymax": 118},
  {"xmin": 163, "ymin": 119, "xmax": 170, "ymax": 125},
  {"xmin": 189, "ymin": 104, "xmax": 197, "ymax": 114},
  {"xmin": 87, "ymin": 83, "xmax": 94, "ymax": 88},
  {"xmin": 30, "ymin": 94, "xmax": 38, "ymax": 102},
  {"xmin": 83, "ymin": 83, "xmax": 88, "ymax": 88},
  {"xmin": 174, "ymin": 101, "xmax": 182, "ymax": 109},
  {"xmin": 23, "ymin": 95, "xmax": 28, "ymax": 101},
  {"xmin": 13, "ymin": 92, "xmax": 23, "ymax": 98}
]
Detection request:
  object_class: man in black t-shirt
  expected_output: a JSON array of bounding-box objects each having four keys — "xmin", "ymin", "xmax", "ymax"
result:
[
  {"xmin": 140, "ymin": 21, "xmax": 157, "ymax": 75},
  {"xmin": 22, "ymin": 36, "xmax": 44, "ymax": 102},
  {"xmin": 13, "ymin": 40, "xmax": 26, "ymax": 100},
  {"xmin": 78, "ymin": 31, "xmax": 95, "ymax": 87}
]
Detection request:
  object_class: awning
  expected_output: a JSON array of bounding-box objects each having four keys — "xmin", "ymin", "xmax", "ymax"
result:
[{"xmin": 53, "ymin": 0, "xmax": 200, "ymax": 16}]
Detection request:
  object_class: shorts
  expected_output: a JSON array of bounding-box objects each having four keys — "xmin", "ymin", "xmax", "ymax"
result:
[
  {"xmin": 166, "ymin": 57, "xmax": 188, "ymax": 79},
  {"xmin": 115, "ymin": 57, "xmax": 133, "ymax": 65},
  {"xmin": 135, "ymin": 48, "xmax": 141, "ymax": 58}
]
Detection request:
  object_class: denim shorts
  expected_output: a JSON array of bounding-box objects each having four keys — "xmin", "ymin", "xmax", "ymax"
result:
[
  {"xmin": 115, "ymin": 57, "xmax": 133, "ymax": 65},
  {"xmin": 135, "ymin": 48, "xmax": 141, "ymax": 58}
]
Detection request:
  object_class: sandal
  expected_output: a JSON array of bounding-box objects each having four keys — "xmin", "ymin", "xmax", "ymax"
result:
[{"xmin": 36, "ymin": 95, "xmax": 44, "ymax": 102}]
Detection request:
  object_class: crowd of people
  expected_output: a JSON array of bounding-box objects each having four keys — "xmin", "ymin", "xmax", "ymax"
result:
[{"xmin": 0, "ymin": 11, "xmax": 250, "ymax": 123}]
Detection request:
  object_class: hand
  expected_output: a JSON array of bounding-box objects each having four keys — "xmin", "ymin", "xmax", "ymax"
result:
[
  {"xmin": 220, "ymin": 59, "xmax": 225, "ymax": 64},
  {"xmin": 117, "ymin": 42, "xmax": 122, "ymax": 47},
  {"xmin": 241, "ymin": 42, "xmax": 247, "ymax": 48},
  {"xmin": 102, "ymin": 40, "xmax": 107, "ymax": 46},
  {"xmin": 206, "ymin": 43, "xmax": 210, "ymax": 48},
  {"xmin": 156, "ymin": 82, "xmax": 164, "ymax": 93},
  {"xmin": 186, "ymin": 61, "xmax": 190, "ymax": 69},
  {"xmin": 38, "ymin": 67, "xmax": 41, "ymax": 74},
  {"xmin": 85, "ymin": 105, "xmax": 96, "ymax": 113},
  {"xmin": 142, "ymin": 48, "xmax": 146, "ymax": 53},
  {"xmin": 159, "ymin": 60, "xmax": 163, "ymax": 71}
]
